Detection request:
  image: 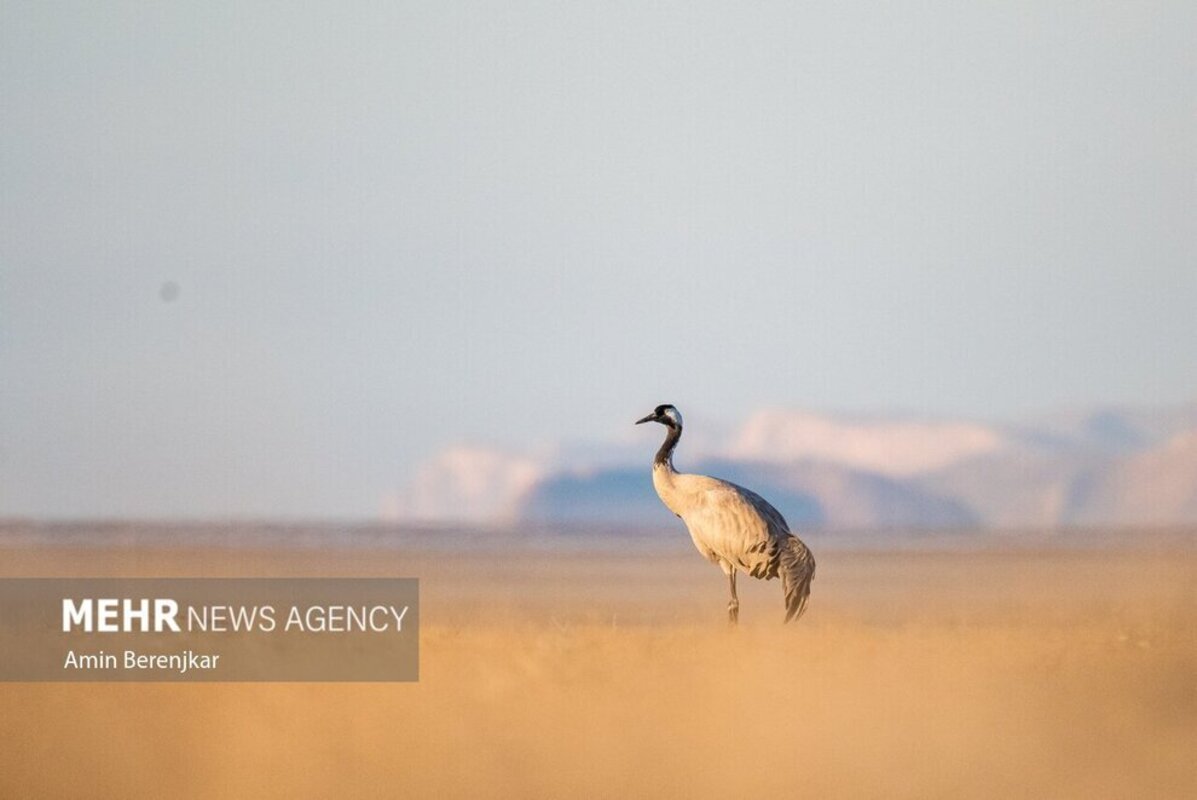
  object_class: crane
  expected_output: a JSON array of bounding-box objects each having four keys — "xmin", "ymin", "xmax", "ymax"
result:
[{"xmin": 636, "ymin": 404, "xmax": 815, "ymax": 624}]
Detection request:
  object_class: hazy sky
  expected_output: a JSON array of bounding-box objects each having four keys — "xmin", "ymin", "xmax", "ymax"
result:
[{"xmin": 2, "ymin": 2, "xmax": 1195, "ymax": 517}]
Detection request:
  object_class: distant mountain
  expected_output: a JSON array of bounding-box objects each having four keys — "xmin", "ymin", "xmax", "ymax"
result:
[
  {"xmin": 517, "ymin": 468, "xmax": 669, "ymax": 525},
  {"xmin": 389, "ymin": 402, "xmax": 1197, "ymax": 530},
  {"xmin": 518, "ymin": 463, "xmax": 826, "ymax": 527},
  {"xmin": 713, "ymin": 459, "xmax": 979, "ymax": 529},
  {"xmin": 513, "ymin": 458, "xmax": 975, "ymax": 530},
  {"xmin": 1063, "ymin": 430, "xmax": 1197, "ymax": 526},
  {"xmin": 916, "ymin": 447, "xmax": 1106, "ymax": 528},
  {"xmin": 381, "ymin": 446, "xmax": 543, "ymax": 522},
  {"xmin": 930, "ymin": 401, "xmax": 1197, "ymax": 528},
  {"xmin": 726, "ymin": 409, "xmax": 1012, "ymax": 476},
  {"xmin": 1023, "ymin": 401, "xmax": 1197, "ymax": 452}
]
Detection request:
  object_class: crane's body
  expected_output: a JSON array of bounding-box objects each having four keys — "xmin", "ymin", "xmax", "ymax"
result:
[{"xmin": 638, "ymin": 404, "xmax": 815, "ymax": 624}]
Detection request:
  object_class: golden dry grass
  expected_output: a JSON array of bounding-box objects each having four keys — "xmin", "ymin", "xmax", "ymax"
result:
[{"xmin": 1, "ymin": 536, "xmax": 1194, "ymax": 798}]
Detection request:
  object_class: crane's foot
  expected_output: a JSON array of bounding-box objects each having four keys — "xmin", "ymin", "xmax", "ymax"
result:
[{"xmin": 727, "ymin": 600, "xmax": 739, "ymax": 626}]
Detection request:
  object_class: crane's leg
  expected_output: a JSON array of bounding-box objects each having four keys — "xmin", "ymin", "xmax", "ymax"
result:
[{"xmin": 727, "ymin": 569, "xmax": 739, "ymax": 625}]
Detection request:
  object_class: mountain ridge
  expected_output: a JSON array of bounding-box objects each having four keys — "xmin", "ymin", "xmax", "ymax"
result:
[{"xmin": 387, "ymin": 401, "xmax": 1197, "ymax": 529}]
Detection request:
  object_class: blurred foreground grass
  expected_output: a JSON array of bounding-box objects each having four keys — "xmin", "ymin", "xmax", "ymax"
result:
[{"xmin": 1, "ymin": 535, "xmax": 1194, "ymax": 798}]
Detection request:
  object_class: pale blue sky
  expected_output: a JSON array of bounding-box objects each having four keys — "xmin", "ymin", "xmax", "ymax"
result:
[{"xmin": 2, "ymin": 2, "xmax": 1194, "ymax": 517}]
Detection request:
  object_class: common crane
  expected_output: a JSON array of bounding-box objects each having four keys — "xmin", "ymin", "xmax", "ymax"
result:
[{"xmin": 637, "ymin": 404, "xmax": 815, "ymax": 624}]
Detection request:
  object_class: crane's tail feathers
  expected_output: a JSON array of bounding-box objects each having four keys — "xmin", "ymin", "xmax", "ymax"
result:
[{"xmin": 779, "ymin": 536, "xmax": 815, "ymax": 623}]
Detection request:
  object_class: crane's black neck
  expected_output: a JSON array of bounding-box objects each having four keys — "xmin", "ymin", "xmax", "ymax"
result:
[{"xmin": 655, "ymin": 423, "xmax": 681, "ymax": 469}]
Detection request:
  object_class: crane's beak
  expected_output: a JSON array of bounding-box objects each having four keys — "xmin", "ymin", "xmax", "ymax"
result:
[{"xmin": 635, "ymin": 413, "xmax": 657, "ymax": 425}]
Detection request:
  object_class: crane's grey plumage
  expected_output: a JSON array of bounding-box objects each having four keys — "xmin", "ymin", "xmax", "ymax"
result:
[{"xmin": 637, "ymin": 404, "xmax": 815, "ymax": 624}]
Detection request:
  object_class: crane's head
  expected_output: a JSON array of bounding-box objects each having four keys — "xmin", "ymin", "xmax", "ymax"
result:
[{"xmin": 635, "ymin": 404, "xmax": 683, "ymax": 429}]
